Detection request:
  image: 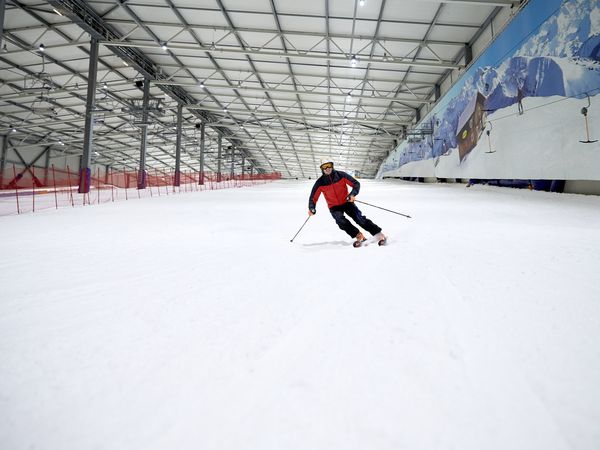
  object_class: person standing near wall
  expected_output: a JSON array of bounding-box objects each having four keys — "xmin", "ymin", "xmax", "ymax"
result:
[{"xmin": 308, "ymin": 161, "xmax": 386, "ymax": 247}]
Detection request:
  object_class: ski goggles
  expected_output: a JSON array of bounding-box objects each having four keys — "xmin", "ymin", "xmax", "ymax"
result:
[{"xmin": 320, "ymin": 162, "xmax": 334, "ymax": 170}]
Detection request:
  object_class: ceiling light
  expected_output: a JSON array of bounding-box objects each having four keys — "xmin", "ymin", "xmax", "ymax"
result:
[
  {"xmin": 359, "ymin": 0, "xmax": 365, "ymax": 6},
  {"xmin": 350, "ymin": 55, "xmax": 357, "ymax": 66},
  {"xmin": 346, "ymin": 93, "xmax": 352, "ymax": 102},
  {"xmin": 53, "ymin": 8, "xmax": 63, "ymax": 16},
  {"xmin": 161, "ymin": 43, "xmax": 168, "ymax": 51},
  {"xmin": 199, "ymin": 81, "xmax": 205, "ymax": 88},
  {"xmin": 38, "ymin": 43, "xmax": 45, "ymax": 52},
  {"xmin": 210, "ymin": 42, "xmax": 216, "ymax": 51},
  {"xmin": 10, "ymin": 126, "xmax": 17, "ymax": 133},
  {"xmin": 223, "ymin": 107, "xmax": 228, "ymax": 112}
]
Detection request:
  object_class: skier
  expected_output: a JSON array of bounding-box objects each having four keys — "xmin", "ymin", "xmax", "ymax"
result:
[{"xmin": 308, "ymin": 161, "xmax": 386, "ymax": 247}]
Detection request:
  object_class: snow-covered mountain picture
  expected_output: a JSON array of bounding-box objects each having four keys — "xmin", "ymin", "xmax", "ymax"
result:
[{"xmin": 380, "ymin": 0, "xmax": 600, "ymax": 181}]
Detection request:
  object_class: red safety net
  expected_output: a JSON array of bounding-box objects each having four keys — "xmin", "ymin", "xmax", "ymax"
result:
[{"xmin": 0, "ymin": 164, "xmax": 281, "ymax": 216}]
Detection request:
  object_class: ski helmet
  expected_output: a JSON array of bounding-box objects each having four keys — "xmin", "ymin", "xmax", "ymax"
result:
[{"xmin": 319, "ymin": 160, "xmax": 334, "ymax": 171}]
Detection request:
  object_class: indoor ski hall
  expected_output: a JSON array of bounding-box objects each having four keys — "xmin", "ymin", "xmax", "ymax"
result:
[{"xmin": 1, "ymin": 1, "xmax": 599, "ymax": 449}]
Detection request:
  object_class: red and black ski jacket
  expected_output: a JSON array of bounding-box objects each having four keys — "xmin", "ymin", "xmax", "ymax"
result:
[{"xmin": 308, "ymin": 170, "xmax": 360, "ymax": 211}]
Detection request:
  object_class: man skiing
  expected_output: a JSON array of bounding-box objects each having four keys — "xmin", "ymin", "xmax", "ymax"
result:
[{"xmin": 308, "ymin": 161, "xmax": 386, "ymax": 247}]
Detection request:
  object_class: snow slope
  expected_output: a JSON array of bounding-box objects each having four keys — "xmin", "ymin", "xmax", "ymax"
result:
[{"xmin": 1, "ymin": 180, "xmax": 600, "ymax": 450}]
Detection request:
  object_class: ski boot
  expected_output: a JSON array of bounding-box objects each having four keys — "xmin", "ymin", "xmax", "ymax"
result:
[
  {"xmin": 353, "ymin": 232, "xmax": 367, "ymax": 248},
  {"xmin": 375, "ymin": 232, "xmax": 387, "ymax": 246}
]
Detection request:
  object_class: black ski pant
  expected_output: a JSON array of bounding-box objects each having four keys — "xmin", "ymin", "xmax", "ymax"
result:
[{"xmin": 329, "ymin": 202, "xmax": 382, "ymax": 238}]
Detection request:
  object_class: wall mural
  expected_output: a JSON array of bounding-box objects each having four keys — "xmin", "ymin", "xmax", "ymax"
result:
[{"xmin": 378, "ymin": 0, "xmax": 600, "ymax": 181}]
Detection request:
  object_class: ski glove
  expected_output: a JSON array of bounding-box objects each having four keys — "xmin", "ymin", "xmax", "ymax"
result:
[
  {"xmin": 308, "ymin": 208, "xmax": 316, "ymax": 216},
  {"xmin": 346, "ymin": 195, "xmax": 356, "ymax": 203}
]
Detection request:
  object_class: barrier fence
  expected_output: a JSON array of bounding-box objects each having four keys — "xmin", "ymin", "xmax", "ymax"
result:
[{"xmin": 0, "ymin": 164, "xmax": 281, "ymax": 216}]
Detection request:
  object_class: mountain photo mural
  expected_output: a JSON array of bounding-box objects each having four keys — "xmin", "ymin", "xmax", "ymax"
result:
[{"xmin": 379, "ymin": 0, "xmax": 600, "ymax": 181}]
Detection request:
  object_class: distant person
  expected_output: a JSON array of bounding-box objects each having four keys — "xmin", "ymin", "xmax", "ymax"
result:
[{"xmin": 308, "ymin": 161, "xmax": 386, "ymax": 247}]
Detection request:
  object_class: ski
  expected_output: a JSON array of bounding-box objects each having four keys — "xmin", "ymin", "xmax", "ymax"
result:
[{"xmin": 353, "ymin": 234, "xmax": 387, "ymax": 247}]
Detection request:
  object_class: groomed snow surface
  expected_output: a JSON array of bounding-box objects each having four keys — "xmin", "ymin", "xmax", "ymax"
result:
[{"xmin": 1, "ymin": 179, "xmax": 599, "ymax": 450}]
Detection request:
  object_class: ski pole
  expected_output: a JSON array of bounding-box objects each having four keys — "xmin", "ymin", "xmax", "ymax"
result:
[
  {"xmin": 355, "ymin": 200, "xmax": 412, "ymax": 219},
  {"xmin": 290, "ymin": 216, "xmax": 311, "ymax": 242}
]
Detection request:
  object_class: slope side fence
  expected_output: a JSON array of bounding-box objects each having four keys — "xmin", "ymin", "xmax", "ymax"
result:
[{"xmin": 0, "ymin": 164, "xmax": 281, "ymax": 216}]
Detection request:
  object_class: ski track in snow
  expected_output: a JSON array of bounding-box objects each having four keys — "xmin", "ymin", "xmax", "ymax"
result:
[{"xmin": 1, "ymin": 179, "xmax": 600, "ymax": 450}]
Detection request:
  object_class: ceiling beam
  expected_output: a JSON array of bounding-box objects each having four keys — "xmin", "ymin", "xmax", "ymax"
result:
[
  {"xmin": 94, "ymin": 19, "xmax": 469, "ymax": 47},
  {"xmin": 104, "ymin": 41, "xmax": 462, "ymax": 70},
  {"xmin": 183, "ymin": 105, "xmax": 410, "ymax": 126}
]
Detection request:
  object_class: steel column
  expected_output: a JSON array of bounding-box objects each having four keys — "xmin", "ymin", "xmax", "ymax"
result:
[
  {"xmin": 217, "ymin": 134, "xmax": 222, "ymax": 183},
  {"xmin": 0, "ymin": 0, "xmax": 5, "ymax": 51},
  {"xmin": 464, "ymin": 43, "xmax": 473, "ymax": 66},
  {"xmin": 199, "ymin": 122, "xmax": 205, "ymax": 185},
  {"xmin": 0, "ymin": 135, "xmax": 7, "ymax": 188},
  {"xmin": 174, "ymin": 103, "xmax": 183, "ymax": 186},
  {"xmin": 138, "ymin": 77, "xmax": 150, "ymax": 189},
  {"xmin": 79, "ymin": 38, "xmax": 99, "ymax": 194},
  {"xmin": 44, "ymin": 147, "xmax": 51, "ymax": 185},
  {"xmin": 241, "ymin": 155, "xmax": 245, "ymax": 180},
  {"xmin": 230, "ymin": 146, "xmax": 235, "ymax": 176}
]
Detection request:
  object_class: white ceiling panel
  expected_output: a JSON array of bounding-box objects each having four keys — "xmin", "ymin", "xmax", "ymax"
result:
[
  {"xmin": 277, "ymin": 15, "xmax": 324, "ymax": 34},
  {"xmin": 271, "ymin": 0, "xmax": 326, "ymax": 16},
  {"xmin": 436, "ymin": 4, "xmax": 496, "ymax": 25},
  {"xmin": 228, "ymin": 11, "xmax": 277, "ymax": 30},
  {"xmin": 383, "ymin": 0, "xmax": 440, "ymax": 22}
]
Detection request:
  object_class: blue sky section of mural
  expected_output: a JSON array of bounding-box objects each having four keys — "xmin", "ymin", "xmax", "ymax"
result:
[{"xmin": 382, "ymin": 0, "xmax": 600, "ymax": 173}]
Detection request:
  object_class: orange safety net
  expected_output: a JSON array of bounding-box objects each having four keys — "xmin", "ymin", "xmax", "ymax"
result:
[{"xmin": 0, "ymin": 164, "xmax": 281, "ymax": 216}]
